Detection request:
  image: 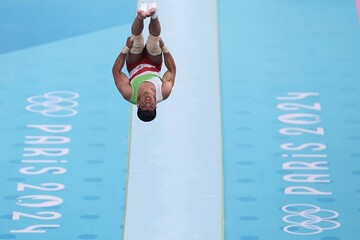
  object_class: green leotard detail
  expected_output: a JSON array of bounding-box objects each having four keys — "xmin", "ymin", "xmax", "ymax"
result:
[{"xmin": 130, "ymin": 73, "xmax": 161, "ymax": 104}]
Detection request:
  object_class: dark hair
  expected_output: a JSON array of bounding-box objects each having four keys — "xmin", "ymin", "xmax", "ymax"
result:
[{"xmin": 137, "ymin": 108, "xmax": 156, "ymax": 122}]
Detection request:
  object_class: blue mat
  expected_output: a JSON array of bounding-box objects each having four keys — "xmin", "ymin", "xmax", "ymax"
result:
[
  {"xmin": 0, "ymin": 1, "xmax": 135, "ymax": 239},
  {"xmin": 219, "ymin": 0, "xmax": 360, "ymax": 239}
]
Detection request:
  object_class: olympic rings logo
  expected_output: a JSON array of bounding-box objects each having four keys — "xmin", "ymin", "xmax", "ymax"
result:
[
  {"xmin": 26, "ymin": 91, "xmax": 79, "ymax": 117},
  {"xmin": 282, "ymin": 204, "xmax": 340, "ymax": 235}
]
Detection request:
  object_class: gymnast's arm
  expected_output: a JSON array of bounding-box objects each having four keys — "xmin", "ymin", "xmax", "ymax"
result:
[
  {"xmin": 112, "ymin": 38, "xmax": 133, "ymax": 101},
  {"xmin": 160, "ymin": 42, "xmax": 176, "ymax": 100}
]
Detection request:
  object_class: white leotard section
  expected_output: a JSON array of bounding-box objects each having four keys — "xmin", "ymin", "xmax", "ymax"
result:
[{"xmin": 146, "ymin": 76, "xmax": 163, "ymax": 103}]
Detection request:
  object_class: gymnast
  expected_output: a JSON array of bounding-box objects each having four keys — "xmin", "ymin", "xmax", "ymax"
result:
[{"xmin": 112, "ymin": 2, "xmax": 176, "ymax": 122}]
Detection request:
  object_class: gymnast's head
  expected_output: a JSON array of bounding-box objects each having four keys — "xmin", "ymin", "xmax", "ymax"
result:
[
  {"xmin": 136, "ymin": 90, "xmax": 157, "ymax": 122},
  {"xmin": 137, "ymin": 108, "xmax": 156, "ymax": 122}
]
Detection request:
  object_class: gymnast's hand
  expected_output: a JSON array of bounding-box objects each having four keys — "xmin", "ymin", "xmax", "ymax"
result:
[{"xmin": 126, "ymin": 37, "xmax": 134, "ymax": 49}]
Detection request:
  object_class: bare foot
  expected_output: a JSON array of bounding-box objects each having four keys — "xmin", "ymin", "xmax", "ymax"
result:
[
  {"xmin": 146, "ymin": 8, "xmax": 157, "ymax": 18},
  {"xmin": 147, "ymin": 2, "xmax": 157, "ymax": 18},
  {"xmin": 137, "ymin": 2, "xmax": 148, "ymax": 19},
  {"xmin": 137, "ymin": 9, "xmax": 147, "ymax": 19}
]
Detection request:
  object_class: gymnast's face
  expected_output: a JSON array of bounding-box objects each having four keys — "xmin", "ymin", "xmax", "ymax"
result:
[{"xmin": 138, "ymin": 91, "xmax": 157, "ymax": 111}]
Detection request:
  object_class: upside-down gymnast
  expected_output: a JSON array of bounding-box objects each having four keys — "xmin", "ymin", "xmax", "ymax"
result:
[{"xmin": 112, "ymin": 2, "xmax": 176, "ymax": 122}]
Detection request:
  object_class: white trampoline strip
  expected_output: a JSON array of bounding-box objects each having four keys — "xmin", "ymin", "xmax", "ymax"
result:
[{"xmin": 123, "ymin": 1, "xmax": 223, "ymax": 240}]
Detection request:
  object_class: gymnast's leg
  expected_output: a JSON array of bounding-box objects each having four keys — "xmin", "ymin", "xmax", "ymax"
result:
[
  {"xmin": 126, "ymin": 3, "xmax": 147, "ymax": 64},
  {"xmin": 145, "ymin": 2, "xmax": 163, "ymax": 65}
]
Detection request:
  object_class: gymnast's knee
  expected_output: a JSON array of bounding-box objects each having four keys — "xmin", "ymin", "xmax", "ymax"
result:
[
  {"xmin": 146, "ymin": 35, "xmax": 162, "ymax": 56},
  {"xmin": 130, "ymin": 34, "xmax": 145, "ymax": 54}
]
